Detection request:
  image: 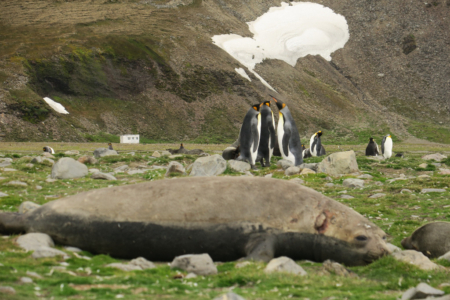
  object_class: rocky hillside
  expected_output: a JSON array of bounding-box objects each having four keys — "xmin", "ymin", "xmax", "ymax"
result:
[{"xmin": 0, "ymin": 0, "xmax": 449, "ymax": 144}]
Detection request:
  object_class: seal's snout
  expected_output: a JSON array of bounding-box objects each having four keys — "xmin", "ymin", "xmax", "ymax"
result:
[{"xmin": 401, "ymin": 236, "xmax": 412, "ymax": 249}]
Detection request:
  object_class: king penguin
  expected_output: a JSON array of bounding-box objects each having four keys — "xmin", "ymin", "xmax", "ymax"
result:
[
  {"xmin": 237, "ymin": 104, "xmax": 261, "ymax": 170},
  {"xmin": 381, "ymin": 134, "xmax": 393, "ymax": 159},
  {"xmin": 310, "ymin": 131, "xmax": 326, "ymax": 157},
  {"xmin": 256, "ymin": 101, "xmax": 276, "ymax": 167},
  {"xmin": 365, "ymin": 137, "xmax": 379, "ymax": 156},
  {"xmin": 43, "ymin": 146, "xmax": 55, "ymax": 154},
  {"xmin": 271, "ymin": 96, "xmax": 303, "ymax": 166}
]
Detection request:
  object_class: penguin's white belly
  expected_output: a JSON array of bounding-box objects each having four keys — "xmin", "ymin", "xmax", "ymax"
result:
[
  {"xmin": 383, "ymin": 139, "xmax": 393, "ymax": 159},
  {"xmin": 277, "ymin": 113, "xmax": 295, "ymax": 164},
  {"xmin": 250, "ymin": 114, "xmax": 261, "ymax": 164}
]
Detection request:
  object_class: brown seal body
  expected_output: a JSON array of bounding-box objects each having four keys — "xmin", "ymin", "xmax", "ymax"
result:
[
  {"xmin": 401, "ymin": 222, "xmax": 450, "ymax": 258},
  {"xmin": 0, "ymin": 177, "xmax": 389, "ymax": 265}
]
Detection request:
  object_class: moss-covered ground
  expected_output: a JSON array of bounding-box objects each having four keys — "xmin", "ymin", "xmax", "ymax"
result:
[{"xmin": 1, "ymin": 142, "xmax": 450, "ymax": 299}]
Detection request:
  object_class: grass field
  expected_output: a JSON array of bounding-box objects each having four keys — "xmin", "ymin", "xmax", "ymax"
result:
[{"xmin": 1, "ymin": 142, "xmax": 450, "ymax": 299}]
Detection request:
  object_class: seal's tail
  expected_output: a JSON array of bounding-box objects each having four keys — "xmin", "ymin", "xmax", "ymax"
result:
[{"xmin": 0, "ymin": 212, "xmax": 27, "ymax": 234}]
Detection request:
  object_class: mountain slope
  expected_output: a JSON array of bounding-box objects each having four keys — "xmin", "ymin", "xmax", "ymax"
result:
[{"xmin": 0, "ymin": 0, "xmax": 448, "ymax": 144}]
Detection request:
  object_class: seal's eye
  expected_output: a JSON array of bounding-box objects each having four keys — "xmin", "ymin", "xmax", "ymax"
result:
[
  {"xmin": 355, "ymin": 235, "xmax": 368, "ymax": 241},
  {"xmin": 382, "ymin": 236, "xmax": 387, "ymax": 240}
]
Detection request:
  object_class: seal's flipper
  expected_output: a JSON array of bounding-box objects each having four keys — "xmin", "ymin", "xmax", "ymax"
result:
[
  {"xmin": 244, "ymin": 235, "xmax": 276, "ymax": 262},
  {"xmin": 0, "ymin": 212, "xmax": 27, "ymax": 234}
]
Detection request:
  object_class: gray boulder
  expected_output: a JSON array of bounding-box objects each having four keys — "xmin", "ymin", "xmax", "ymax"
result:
[
  {"xmin": 91, "ymin": 172, "xmax": 117, "ymax": 180},
  {"xmin": 0, "ymin": 161, "xmax": 11, "ymax": 167},
  {"xmin": 277, "ymin": 159, "xmax": 294, "ymax": 170},
  {"xmin": 51, "ymin": 157, "xmax": 88, "ymax": 179},
  {"xmin": 317, "ymin": 151, "xmax": 359, "ymax": 177},
  {"xmin": 93, "ymin": 148, "xmax": 118, "ymax": 159},
  {"xmin": 189, "ymin": 155, "xmax": 227, "ymax": 177},
  {"xmin": 264, "ymin": 256, "xmax": 307, "ymax": 276},
  {"xmin": 129, "ymin": 257, "xmax": 156, "ymax": 270},
  {"xmin": 170, "ymin": 253, "xmax": 218, "ymax": 275},
  {"xmin": 165, "ymin": 161, "xmax": 186, "ymax": 176},
  {"xmin": 65, "ymin": 150, "xmax": 80, "ymax": 155},
  {"xmin": 227, "ymin": 160, "xmax": 251, "ymax": 173},
  {"xmin": 299, "ymin": 163, "xmax": 319, "ymax": 172},
  {"xmin": 342, "ymin": 178, "xmax": 364, "ymax": 188}
]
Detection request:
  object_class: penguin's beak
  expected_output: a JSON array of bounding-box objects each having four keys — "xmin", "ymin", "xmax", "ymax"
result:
[{"xmin": 272, "ymin": 97, "xmax": 278, "ymax": 103}]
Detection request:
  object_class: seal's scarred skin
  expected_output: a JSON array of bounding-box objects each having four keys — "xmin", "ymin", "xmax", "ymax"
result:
[
  {"xmin": 401, "ymin": 222, "xmax": 450, "ymax": 258},
  {"xmin": 0, "ymin": 177, "xmax": 389, "ymax": 266}
]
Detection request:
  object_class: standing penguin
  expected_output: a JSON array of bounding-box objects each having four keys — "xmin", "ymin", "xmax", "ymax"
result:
[
  {"xmin": 310, "ymin": 131, "xmax": 326, "ymax": 157},
  {"xmin": 271, "ymin": 96, "xmax": 303, "ymax": 166},
  {"xmin": 365, "ymin": 138, "xmax": 379, "ymax": 156},
  {"xmin": 381, "ymin": 134, "xmax": 393, "ymax": 159},
  {"xmin": 108, "ymin": 143, "xmax": 114, "ymax": 150},
  {"xmin": 236, "ymin": 104, "xmax": 261, "ymax": 170},
  {"xmin": 256, "ymin": 101, "xmax": 276, "ymax": 167},
  {"xmin": 43, "ymin": 146, "xmax": 55, "ymax": 154}
]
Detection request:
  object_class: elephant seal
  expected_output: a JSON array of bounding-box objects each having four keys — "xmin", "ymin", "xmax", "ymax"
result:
[
  {"xmin": 0, "ymin": 177, "xmax": 389, "ymax": 266},
  {"xmin": 401, "ymin": 222, "xmax": 450, "ymax": 258}
]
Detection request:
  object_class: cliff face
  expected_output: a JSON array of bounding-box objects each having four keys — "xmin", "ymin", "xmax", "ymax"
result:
[{"xmin": 0, "ymin": 0, "xmax": 448, "ymax": 144}]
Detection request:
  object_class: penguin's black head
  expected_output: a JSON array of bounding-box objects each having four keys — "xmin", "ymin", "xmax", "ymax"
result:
[
  {"xmin": 317, "ymin": 131, "xmax": 323, "ymax": 137},
  {"xmin": 252, "ymin": 104, "xmax": 260, "ymax": 111},
  {"xmin": 43, "ymin": 147, "xmax": 47, "ymax": 152},
  {"xmin": 271, "ymin": 97, "xmax": 286, "ymax": 110},
  {"xmin": 108, "ymin": 143, "xmax": 112, "ymax": 146},
  {"xmin": 369, "ymin": 137, "xmax": 374, "ymax": 142},
  {"xmin": 180, "ymin": 143, "xmax": 184, "ymax": 149}
]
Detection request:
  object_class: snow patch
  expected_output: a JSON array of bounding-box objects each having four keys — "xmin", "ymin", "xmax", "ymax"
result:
[
  {"xmin": 213, "ymin": 2, "xmax": 349, "ymax": 89},
  {"xmin": 235, "ymin": 68, "xmax": 251, "ymax": 81},
  {"xmin": 43, "ymin": 97, "xmax": 69, "ymax": 114}
]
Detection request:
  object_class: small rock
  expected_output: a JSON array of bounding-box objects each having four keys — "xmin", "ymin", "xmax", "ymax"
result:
[
  {"xmin": 325, "ymin": 183, "xmax": 334, "ymax": 187},
  {"xmin": 161, "ymin": 151, "xmax": 171, "ymax": 156},
  {"xmin": 91, "ymin": 172, "xmax": 117, "ymax": 180},
  {"xmin": 26, "ymin": 271, "xmax": 43, "ymax": 279},
  {"xmin": 25, "ymin": 163, "xmax": 34, "ymax": 168},
  {"xmin": 16, "ymin": 233, "xmax": 54, "ymax": 251},
  {"xmin": 46, "ymin": 178, "xmax": 57, "ymax": 183},
  {"xmin": 401, "ymin": 283, "xmax": 444, "ymax": 300},
  {"xmin": 438, "ymin": 251, "xmax": 450, "ymax": 262},
  {"xmin": 129, "ymin": 257, "xmax": 156, "ymax": 270},
  {"xmin": 32, "ymin": 246, "xmax": 70, "ymax": 259},
  {"xmin": 152, "ymin": 151, "xmax": 161, "ymax": 158},
  {"xmin": 300, "ymin": 168, "xmax": 315, "ymax": 175},
  {"xmin": 277, "ymin": 159, "xmax": 294, "ymax": 170},
  {"xmin": 0, "ymin": 286, "xmax": 16, "ymax": 295},
  {"xmin": 20, "ymin": 277, "xmax": 33, "ymax": 284},
  {"xmin": 285, "ymin": 166, "xmax": 300, "ymax": 176},
  {"xmin": 185, "ymin": 273, "xmax": 197, "ymax": 279},
  {"xmin": 42, "ymin": 152, "xmax": 55, "ymax": 158},
  {"xmin": 93, "ymin": 148, "xmax": 118, "ymax": 159},
  {"xmin": 165, "ymin": 161, "xmax": 186, "ymax": 176},
  {"xmin": 418, "ymin": 175, "xmax": 431, "ymax": 178},
  {"xmin": 418, "ymin": 163, "xmax": 428, "ymax": 169},
  {"xmin": 369, "ymin": 193, "xmax": 386, "ymax": 199},
  {"xmin": 0, "ymin": 192, "xmax": 8, "ymax": 197},
  {"xmin": 421, "ymin": 188, "xmax": 445, "ymax": 193},
  {"xmin": 89, "ymin": 168, "xmax": 100, "ymax": 173},
  {"xmin": 78, "ymin": 156, "xmax": 97, "ymax": 164},
  {"xmin": 325, "ymin": 176, "xmax": 333, "ymax": 181},
  {"xmin": 386, "ymin": 243, "xmax": 401, "ymax": 253},
  {"xmin": 439, "ymin": 168, "xmax": 450, "ymax": 175},
  {"xmin": 170, "ymin": 253, "xmax": 218, "ymax": 275},
  {"xmin": 107, "ymin": 263, "xmax": 142, "ymax": 272},
  {"xmin": 65, "ymin": 150, "xmax": 80, "ymax": 155},
  {"xmin": 235, "ymin": 261, "xmax": 252, "ymax": 269},
  {"xmin": 392, "ymin": 250, "xmax": 442, "ymax": 271},
  {"xmin": 340, "ymin": 195, "xmax": 354, "ymax": 199},
  {"xmin": 337, "ymin": 190, "xmax": 347, "ymax": 194},
  {"xmin": 322, "ymin": 260, "xmax": 357, "ymax": 277},
  {"xmin": 265, "ymin": 173, "xmax": 273, "ymax": 178},
  {"xmin": 227, "ymin": 160, "xmax": 251, "ymax": 173},
  {"xmin": 432, "ymin": 163, "xmax": 442, "ymax": 167},
  {"xmin": 264, "ymin": 256, "xmax": 307, "ymax": 276},
  {"xmin": 317, "ymin": 151, "xmax": 359, "ymax": 176},
  {"xmin": 169, "ymin": 155, "xmax": 182, "ymax": 159},
  {"xmin": 421, "ymin": 153, "xmax": 447, "ymax": 162},
  {"xmin": 401, "ymin": 189, "xmax": 413, "ymax": 194},
  {"xmin": 64, "ymin": 246, "xmax": 82, "ymax": 253},
  {"xmin": 127, "ymin": 169, "xmax": 149, "ymax": 175},
  {"xmin": 213, "ymin": 292, "xmax": 247, "ymax": 300},
  {"xmin": 51, "ymin": 157, "xmax": 88, "ymax": 179},
  {"xmin": 189, "ymin": 155, "xmax": 227, "ymax": 177},
  {"xmin": 114, "ymin": 165, "xmax": 129, "ymax": 173},
  {"xmin": 373, "ymin": 181, "xmax": 384, "ymax": 186},
  {"xmin": 4, "ymin": 180, "xmax": 27, "ymax": 187},
  {"xmin": 18, "ymin": 201, "xmax": 41, "ymax": 214},
  {"xmin": 358, "ymin": 174, "xmax": 373, "ymax": 179},
  {"xmin": 342, "ymin": 178, "xmax": 364, "ymax": 188}
]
